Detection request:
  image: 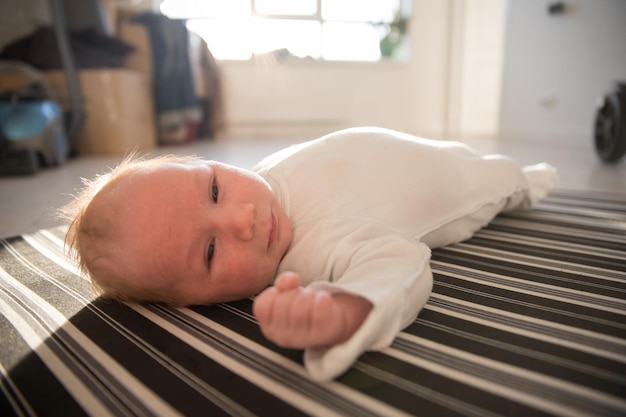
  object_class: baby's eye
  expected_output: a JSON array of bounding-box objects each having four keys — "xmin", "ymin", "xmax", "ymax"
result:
[
  {"xmin": 207, "ymin": 240, "xmax": 215, "ymax": 263},
  {"xmin": 211, "ymin": 183, "xmax": 219, "ymax": 203}
]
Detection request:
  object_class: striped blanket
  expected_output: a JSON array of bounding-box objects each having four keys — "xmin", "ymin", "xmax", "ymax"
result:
[{"xmin": 1, "ymin": 190, "xmax": 625, "ymax": 417}]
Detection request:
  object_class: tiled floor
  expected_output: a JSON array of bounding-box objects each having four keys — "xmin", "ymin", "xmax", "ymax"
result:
[{"xmin": 1, "ymin": 135, "xmax": 624, "ymax": 239}]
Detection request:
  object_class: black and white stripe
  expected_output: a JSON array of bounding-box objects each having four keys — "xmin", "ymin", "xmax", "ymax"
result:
[{"xmin": 1, "ymin": 190, "xmax": 625, "ymax": 416}]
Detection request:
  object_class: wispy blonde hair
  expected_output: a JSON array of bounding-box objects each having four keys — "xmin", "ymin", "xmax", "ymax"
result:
[{"xmin": 58, "ymin": 153, "xmax": 205, "ymax": 305}]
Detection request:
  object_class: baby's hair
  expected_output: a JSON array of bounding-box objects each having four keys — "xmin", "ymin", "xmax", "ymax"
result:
[{"xmin": 59, "ymin": 153, "xmax": 205, "ymax": 304}]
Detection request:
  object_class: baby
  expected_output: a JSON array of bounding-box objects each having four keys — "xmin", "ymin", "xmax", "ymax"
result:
[{"xmin": 61, "ymin": 127, "xmax": 557, "ymax": 380}]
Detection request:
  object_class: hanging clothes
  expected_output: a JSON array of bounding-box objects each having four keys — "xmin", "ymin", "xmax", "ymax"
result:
[
  {"xmin": 188, "ymin": 30, "xmax": 224, "ymax": 139},
  {"xmin": 131, "ymin": 12, "xmax": 202, "ymax": 144}
]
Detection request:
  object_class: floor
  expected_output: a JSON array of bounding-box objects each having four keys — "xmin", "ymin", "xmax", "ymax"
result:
[{"xmin": 1, "ymin": 135, "xmax": 624, "ymax": 239}]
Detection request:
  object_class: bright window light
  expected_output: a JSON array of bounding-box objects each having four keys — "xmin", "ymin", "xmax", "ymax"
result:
[
  {"xmin": 161, "ymin": 0, "xmax": 409, "ymax": 62},
  {"xmin": 322, "ymin": 22, "xmax": 381, "ymax": 61},
  {"xmin": 251, "ymin": 18, "xmax": 321, "ymax": 58},
  {"xmin": 160, "ymin": 0, "xmax": 250, "ymax": 19},
  {"xmin": 255, "ymin": 0, "xmax": 317, "ymax": 16},
  {"xmin": 322, "ymin": 0, "xmax": 399, "ymax": 23},
  {"xmin": 186, "ymin": 19, "xmax": 253, "ymax": 60}
]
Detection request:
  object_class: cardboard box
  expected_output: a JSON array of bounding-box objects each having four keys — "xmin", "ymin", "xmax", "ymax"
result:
[
  {"xmin": 44, "ymin": 68, "xmax": 156, "ymax": 155},
  {"xmin": 118, "ymin": 21, "xmax": 152, "ymax": 85}
]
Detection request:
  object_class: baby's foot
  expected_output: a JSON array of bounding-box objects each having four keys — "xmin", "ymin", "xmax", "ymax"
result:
[{"xmin": 523, "ymin": 163, "xmax": 559, "ymax": 204}]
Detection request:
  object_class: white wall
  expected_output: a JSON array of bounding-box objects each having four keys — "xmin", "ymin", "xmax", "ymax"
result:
[
  {"xmin": 218, "ymin": 0, "xmax": 453, "ymax": 140},
  {"xmin": 499, "ymin": 0, "xmax": 626, "ymax": 147},
  {"xmin": 447, "ymin": 0, "xmax": 505, "ymax": 140}
]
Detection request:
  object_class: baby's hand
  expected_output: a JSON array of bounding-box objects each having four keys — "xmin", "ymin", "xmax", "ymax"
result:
[{"xmin": 252, "ymin": 272, "xmax": 373, "ymax": 349}]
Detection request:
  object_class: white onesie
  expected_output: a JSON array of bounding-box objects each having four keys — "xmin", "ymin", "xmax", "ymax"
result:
[{"xmin": 253, "ymin": 127, "xmax": 558, "ymax": 381}]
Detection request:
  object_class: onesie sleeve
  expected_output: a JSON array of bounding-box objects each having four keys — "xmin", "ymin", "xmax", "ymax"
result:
[{"xmin": 302, "ymin": 236, "xmax": 433, "ymax": 381}]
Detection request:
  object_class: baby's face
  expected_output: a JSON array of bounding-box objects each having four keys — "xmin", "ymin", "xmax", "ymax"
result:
[{"xmin": 106, "ymin": 160, "xmax": 292, "ymax": 304}]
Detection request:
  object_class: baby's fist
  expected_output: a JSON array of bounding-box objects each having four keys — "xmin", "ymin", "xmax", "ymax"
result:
[{"xmin": 252, "ymin": 272, "xmax": 372, "ymax": 349}]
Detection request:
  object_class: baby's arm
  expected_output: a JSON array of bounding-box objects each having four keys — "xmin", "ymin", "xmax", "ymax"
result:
[{"xmin": 253, "ymin": 272, "xmax": 373, "ymax": 349}]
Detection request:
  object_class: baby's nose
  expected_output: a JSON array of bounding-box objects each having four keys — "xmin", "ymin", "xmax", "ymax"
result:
[{"xmin": 230, "ymin": 203, "xmax": 255, "ymax": 241}]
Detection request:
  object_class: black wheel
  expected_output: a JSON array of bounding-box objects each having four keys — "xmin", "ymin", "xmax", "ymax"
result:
[{"xmin": 594, "ymin": 84, "xmax": 626, "ymax": 163}]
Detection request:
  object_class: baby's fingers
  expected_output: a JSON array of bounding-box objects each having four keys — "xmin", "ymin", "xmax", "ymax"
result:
[
  {"xmin": 252, "ymin": 286, "xmax": 279, "ymax": 324},
  {"xmin": 309, "ymin": 292, "xmax": 344, "ymax": 342},
  {"xmin": 274, "ymin": 271, "xmax": 301, "ymax": 291},
  {"xmin": 287, "ymin": 288, "xmax": 318, "ymax": 330},
  {"xmin": 285, "ymin": 290, "xmax": 336, "ymax": 345}
]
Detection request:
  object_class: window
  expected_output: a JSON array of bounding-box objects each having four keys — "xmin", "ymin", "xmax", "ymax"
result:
[{"xmin": 159, "ymin": 0, "xmax": 411, "ymax": 62}]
